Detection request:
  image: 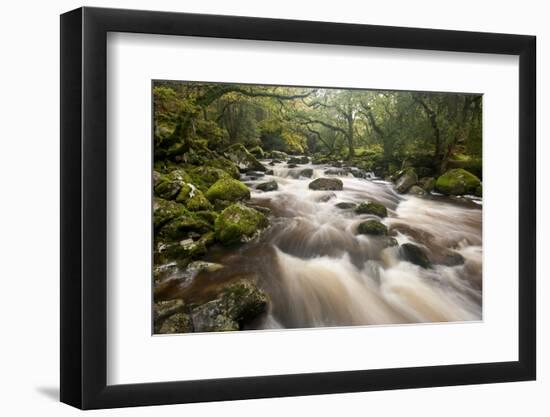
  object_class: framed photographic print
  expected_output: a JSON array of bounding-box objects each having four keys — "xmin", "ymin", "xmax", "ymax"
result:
[{"xmin": 60, "ymin": 6, "xmax": 536, "ymax": 409}]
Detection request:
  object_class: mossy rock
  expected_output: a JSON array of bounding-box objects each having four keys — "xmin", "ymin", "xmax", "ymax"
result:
[
  {"xmin": 191, "ymin": 279, "xmax": 269, "ymax": 332},
  {"xmin": 205, "ymin": 178, "xmax": 250, "ymax": 204},
  {"xmin": 269, "ymin": 150, "xmax": 288, "ymax": 160},
  {"xmin": 176, "ymin": 185, "xmax": 213, "ymax": 211},
  {"xmin": 153, "ymin": 198, "xmax": 187, "ymax": 230},
  {"xmin": 474, "ymin": 184, "xmax": 483, "ymax": 197},
  {"xmin": 394, "ymin": 167, "xmax": 418, "ymax": 194},
  {"xmin": 154, "ymin": 169, "xmax": 191, "ymax": 199},
  {"xmin": 159, "ymin": 214, "xmax": 212, "ymax": 241},
  {"xmin": 224, "ymin": 143, "xmax": 266, "ymax": 172},
  {"xmin": 155, "ymin": 237, "xmax": 207, "ymax": 264},
  {"xmin": 435, "ymin": 168, "xmax": 481, "ymax": 195},
  {"xmin": 418, "ymin": 177, "xmax": 436, "ymax": 193},
  {"xmin": 355, "ymin": 202, "xmax": 388, "ymax": 217},
  {"xmin": 156, "ymin": 312, "xmax": 193, "ymax": 334},
  {"xmin": 249, "ymin": 146, "xmax": 265, "ymax": 159},
  {"xmin": 408, "ymin": 185, "xmax": 426, "ymax": 196},
  {"xmin": 399, "ymin": 243, "xmax": 431, "ymax": 269},
  {"xmin": 299, "ymin": 168, "xmax": 314, "ymax": 178},
  {"xmin": 256, "ymin": 180, "xmax": 278, "ymax": 192},
  {"xmin": 356, "ymin": 220, "xmax": 388, "ymax": 236},
  {"xmin": 214, "ymin": 203, "xmax": 268, "ymax": 245},
  {"xmin": 187, "ymin": 166, "xmax": 232, "ymax": 191},
  {"xmin": 309, "ymin": 177, "xmax": 343, "ymax": 191}
]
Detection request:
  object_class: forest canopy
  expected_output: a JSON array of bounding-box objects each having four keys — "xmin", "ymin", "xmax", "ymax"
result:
[{"xmin": 153, "ymin": 81, "xmax": 482, "ymax": 177}]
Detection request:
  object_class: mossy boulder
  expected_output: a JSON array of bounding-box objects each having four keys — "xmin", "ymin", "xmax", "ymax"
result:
[
  {"xmin": 256, "ymin": 180, "xmax": 278, "ymax": 192},
  {"xmin": 355, "ymin": 201, "xmax": 388, "ymax": 217},
  {"xmin": 159, "ymin": 214, "xmax": 212, "ymax": 241},
  {"xmin": 356, "ymin": 220, "xmax": 388, "ymax": 236},
  {"xmin": 435, "ymin": 168, "xmax": 481, "ymax": 195},
  {"xmin": 154, "ymin": 169, "xmax": 191, "ymax": 199},
  {"xmin": 153, "ymin": 198, "xmax": 187, "ymax": 230},
  {"xmin": 394, "ymin": 167, "xmax": 418, "ymax": 194},
  {"xmin": 399, "ymin": 243, "xmax": 431, "ymax": 269},
  {"xmin": 191, "ymin": 279, "xmax": 269, "ymax": 332},
  {"xmin": 174, "ymin": 183, "xmax": 213, "ymax": 211},
  {"xmin": 155, "ymin": 237, "xmax": 208, "ymax": 263},
  {"xmin": 475, "ymin": 184, "xmax": 483, "ymax": 197},
  {"xmin": 205, "ymin": 178, "xmax": 250, "ymax": 205},
  {"xmin": 224, "ymin": 143, "xmax": 266, "ymax": 172},
  {"xmin": 418, "ymin": 176, "xmax": 436, "ymax": 193},
  {"xmin": 269, "ymin": 150, "xmax": 288, "ymax": 160},
  {"xmin": 214, "ymin": 203, "xmax": 269, "ymax": 245},
  {"xmin": 408, "ymin": 185, "xmax": 426, "ymax": 196},
  {"xmin": 249, "ymin": 145, "xmax": 265, "ymax": 159},
  {"xmin": 309, "ymin": 177, "xmax": 343, "ymax": 191}
]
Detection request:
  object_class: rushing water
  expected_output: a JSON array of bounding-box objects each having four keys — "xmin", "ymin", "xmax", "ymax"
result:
[{"xmin": 161, "ymin": 159, "xmax": 483, "ymax": 330}]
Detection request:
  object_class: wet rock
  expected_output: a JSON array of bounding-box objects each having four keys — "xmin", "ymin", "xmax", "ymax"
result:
[
  {"xmin": 154, "ymin": 299, "xmax": 186, "ymax": 322},
  {"xmin": 224, "ymin": 143, "xmax": 266, "ymax": 172},
  {"xmin": 399, "ymin": 243, "xmax": 431, "ymax": 269},
  {"xmin": 439, "ymin": 250, "xmax": 465, "ymax": 266},
  {"xmin": 335, "ymin": 202, "xmax": 357, "ymax": 210},
  {"xmin": 205, "ymin": 178, "xmax": 250, "ymax": 204},
  {"xmin": 269, "ymin": 150, "xmax": 288, "ymax": 160},
  {"xmin": 153, "ymin": 170, "xmax": 163, "ymax": 187},
  {"xmin": 435, "ymin": 168, "xmax": 481, "ymax": 196},
  {"xmin": 309, "ymin": 177, "xmax": 343, "ymax": 191},
  {"xmin": 288, "ymin": 156, "xmax": 309, "ymax": 164},
  {"xmin": 246, "ymin": 170, "xmax": 265, "ymax": 178},
  {"xmin": 418, "ymin": 177, "xmax": 436, "ymax": 193},
  {"xmin": 384, "ymin": 237, "xmax": 399, "ymax": 247},
  {"xmin": 154, "ymin": 169, "xmax": 190, "ymax": 199},
  {"xmin": 355, "ymin": 201, "xmax": 388, "ymax": 217},
  {"xmin": 159, "ymin": 214, "xmax": 211, "ymax": 241},
  {"xmin": 157, "ymin": 312, "xmax": 193, "ymax": 334},
  {"xmin": 288, "ymin": 163, "xmax": 298, "ymax": 168},
  {"xmin": 191, "ymin": 280, "xmax": 269, "ymax": 332},
  {"xmin": 249, "ymin": 145, "xmax": 265, "ymax": 159},
  {"xmin": 408, "ymin": 185, "xmax": 426, "ymax": 196},
  {"xmin": 394, "ymin": 168, "xmax": 418, "ymax": 194},
  {"xmin": 155, "ymin": 237, "xmax": 207, "ymax": 263},
  {"xmin": 153, "ymin": 198, "xmax": 187, "ymax": 229},
  {"xmin": 299, "ymin": 168, "xmax": 314, "ymax": 178},
  {"xmin": 269, "ymin": 159, "xmax": 281, "ymax": 165},
  {"xmin": 356, "ymin": 220, "xmax": 388, "ymax": 236},
  {"xmin": 214, "ymin": 203, "xmax": 269, "ymax": 245},
  {"xmin": 256, "ymin": 180, "xmax": 278, "ymax": 192},
  {"xmin": 265, "ymin": 169, "xmax": 274, "ymax": 175}
]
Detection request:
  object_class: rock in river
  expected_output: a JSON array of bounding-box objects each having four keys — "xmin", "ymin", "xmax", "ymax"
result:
[
  {"xmin": 399, "ymin": 243, "xmax": 431, "ymax": 269},
  {"xmin": 308, "ymin": 177, "xmax": 343, "ymax": 191},
  {"xmin": 356, "ymin": 220, "xmax": 388, "ymax": 236},
  {"xmin": 256, "ymin": 180, "xmax": 278, "ymax": 192},
  {"xmin": 191, "ymin": 279, "xmax": 269, "ymax": 332},
  {"xmin": 214, "ymin": 203, "xmax": 269, "ymax": 245},
  {"xmin": 394, "ymin": 168, "xmax": 418, "ymax": 194},
  {"xmin": 355, "ymin": 201, "xmax": 388, "ymax": 217},
  {"xmin": 435, "ymin": 168, "xmax": 481, "ymax": 196}
]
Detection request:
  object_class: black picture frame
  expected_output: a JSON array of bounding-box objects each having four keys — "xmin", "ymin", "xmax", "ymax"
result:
[{"xmin": 60, "ymin": 6, "xmax": 536, "ymax": 410}]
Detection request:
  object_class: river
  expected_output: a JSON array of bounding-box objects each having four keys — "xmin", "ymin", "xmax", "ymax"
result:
[{"xmin": 161, "ymin": 159, "xmax": 483, "ymax": 330}]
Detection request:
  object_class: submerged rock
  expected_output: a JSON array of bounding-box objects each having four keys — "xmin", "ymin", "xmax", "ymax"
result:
[
  {"xmin": 355, "ymin": 201, "xmax": 388, "ymax": 217},
  {"xmin": 399, "ymin": 243, "xmax": 431, "ymax": 269},
  {"xmin": 205, "ymin": 178, "xmax": 250, "ymax": 204},
  {"xmin": 224, "ymin": 143, "xmax": 266, "ymax": 172},
  {"xmin": 356, "ymin": 220, "xmax": 388, "ymax": 236},
  {"xmin": 214, "ymin": 203, "xmax": 269, "ymax": 245},
  {"xmin": 256, "ymin": 180, "xmax": 278, "ymax": 192},
  {"xmin": 308, "ymin": 177, "xmax": 343, "ymax": 191},
  {"xmin": 394, "ymin": 168, "xmax": 418, "ymax": 194},
  {"xmin": 335, "ymin": 202, "xmax": 357, "ymax": 210},
  {"xmin": 435, "ymin": 168, "xmax": 481, "ymax": 195},
  {"xmin": 191, "ymin": 279, "xmax": 269, "ymax": 332}
]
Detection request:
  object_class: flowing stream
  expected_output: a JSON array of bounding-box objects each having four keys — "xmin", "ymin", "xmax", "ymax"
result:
[{"xmin": 162, "ymin": 159, "xmax": 483, "ymax": 330}]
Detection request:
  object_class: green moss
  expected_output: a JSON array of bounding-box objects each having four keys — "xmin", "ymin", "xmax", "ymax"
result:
[
  {"xmin": 187, "ymin": 166, "xmax": 231, "ymax": 191},
  {"xmin": 154, "ymin": 169, "xmax": 192, "ymax": 199},
  {"xmin": 224, "ymin": 143, "xmax": 266, "ymax": 172},
  {"xmin": 205, "ymin": 178, "xmax": 250, "ymax": 204},
  {"xmin": 185, "ymin": 190, "xmax": 213, "ymax": 211},
  {"xmin": 214, "ymin": 203, "xmax": 268, "ymax": 245},
  {"xmin": 355, "ymin": 202, "xmax": 388, "ymax": 217},
  {"xmin": 249, "ymin": 146, "xmax": 265, "ymax": 159},
  {"xmin": 435, "ymin": 168, "xmax": 481, "ymax": 195},
  {"xmin": 356, "ymin": 220, "xmax": 388, "ymax": 236},
  {"xmin": 153, "ymin": 198, "xmax": 187, "ymax": 230},
  {"xmin": 159, "ymin": 214, "xmax": 212, "ymax": 241}
]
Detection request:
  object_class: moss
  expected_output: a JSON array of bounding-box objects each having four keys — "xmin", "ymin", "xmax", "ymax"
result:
[
  {"xmin": 205, "ymin": 178, "xmax": 251, "ymax": 204},
  {"xmin": 435, "ymin": 168, "xmax": 481, "ymax": 195},
  {"xmin": 356, "ymin": 220, "xmax": 388, "ymax": 236},
  {"xmin": 159, "ymin": 214, "xmax": 212, "ymax": 241},
  {"xmin": 214, "ymin": 203, "xmax": 268, "ymax": 245},
  {"xmin": 224, "ymin": 143, "xmax": 266, "ymax": 172},
  {"xmin": 154, "ymin": 169, "xmax": 192, "ymax": 199},
  {"xmin": 186, "ymin": 166, "xmax": 231, "ymax": 191},
  {"xmin": 185, "ymin": 190, "xmax": 213, "ymax": 211},
  {"xmin": 355, "ymin": 202, "xmax": 387, "ymax": 217},
  {"xmin": 153, "ymin": 198, "xmax": 187, "ymax": 230}
]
